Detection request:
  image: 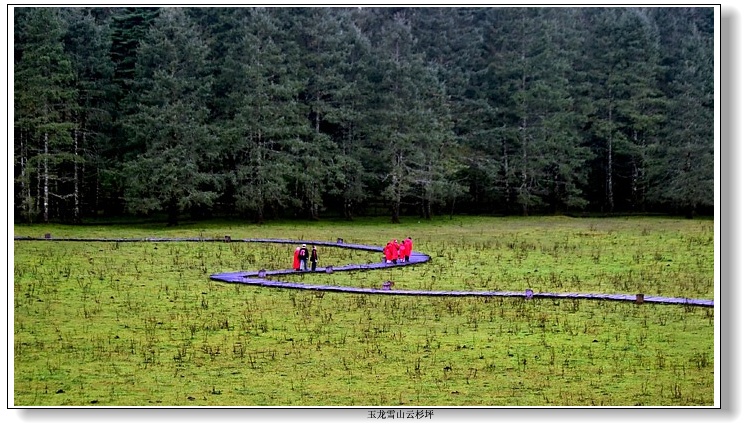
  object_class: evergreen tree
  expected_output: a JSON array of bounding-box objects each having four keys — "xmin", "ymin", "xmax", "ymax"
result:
[
  {"xmin": 409, "ymin": 8, "xmax": 481, "ymax": 216},
  {"xmin": 222, "ymin": 8, "xmax": 306, "ymax": 223},
  {"xmin": 578, "ymin": 8, "xmax": 666, "ymax": 213},
  {"xmin": 323, "ymin": 8, "xmax": 375, "ymax": 220},
  {"xmin": 521, "ymin": 9, "xmax": 592, "ymax": 213},
  {"xmin": 14, "ymin": 7, "xmax": 78, "ymax": 223},
  {"xmin": 459, "ymin": 8, "xmax": 526, "ymax": 214},
  {"xmin": 110, "ymin": 7, "xmax": 159, "ymax": 97},
  {"xmin": 647, "ymin": 7, "xmax": 714, "ymax": 216},
  {"xmin": 280, "ymin": 8, "xmax": 354, "ymax": 220},
  {"xmin": 122, "ymin": 8, "xmax": 220, "ymax": 225},
  {"xmin": 60, "ymin": 7, "xmax": 118, "ymax": 220},
  {"xmin": 186, "ymin": 7, "xmax": 246, "ymax": 123},
  {"xmin": 12, "ymin": 6, "xmax": 715, "ymax": 222},
  {"xmin": 358, "ymin": 8, "xmax": 458, "ymax": 222}
]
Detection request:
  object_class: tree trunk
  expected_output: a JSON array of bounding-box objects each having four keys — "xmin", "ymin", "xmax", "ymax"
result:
[
  {"xmin": 520, "ymin": 19, "xmax": 530, "ymax": 216},
  {"xmin": 553, "ymin": 168, "xmax": 561, "ymax": 214},
  {"xmin": 520, "ymin": 17, "xmax": 529, "ymax": 217},
  {"xmin": 19, "ymin": 130, "xmax": 31, "ymax": 222},
  {"xmin": 390, "ymin": 150, "xmax": 403, "ymax": 224},
  {"xmin": 503, "ymin": 137, "xmax": 510, "ymax": 209},
  {"xmin": 521, "ymin": 123, "xmax": 529, "ymax": 216},
  {"xmin": 342, "ymin": 124, "xmax": 355, "ymax": 221},
  {"xmin": 520, "ymin": 109, "xmax": 529, "ymax": 216},
  {"xmin": 631, "ymin": 129, "xmax": 641, "ymax": 212},
  {"xmin": 685, "ymin": 204, "xmax": 695, "ymax": 219},
  {"xmin": 167, "ymin": 198, "xmax": 179, "ymax": 226},
  {"xmin": 684, "ymin": 150, "xmax": 694, "ymax": 219},
  {"xmin": 449, "ymin": 194, "xmax": 456, "ymax": 220},
  {"xmin": 36, "ymin": 159, "xmax": 41, "ymax": 221},
  {"xmin": 344, "ymin": 198, "xmax": 353, "ymax": 221},
  {"xmin": 309, "ymin": 198, "xmax": 319, "ymax": 221},
  {"xmin": 255, "ymin": 130, "xmax": 265, "ymax": 225},
  {"xmin": 73, "ymin": 130, "xmax": 81, "ymax": 223},
  {"xmin": 391, "ymin": 201, "xmax": 400, "ymax": 224},
  {"xmin": 315, "ymin": 92, "xmax": 321, "ymax": 134},
  {"xmin": 606, "ymin": 100, "xmax": 614, "ymax": 213},
  {"xmin": 43, "ymin": 132, "xmax": 50, "ymax": 223}
]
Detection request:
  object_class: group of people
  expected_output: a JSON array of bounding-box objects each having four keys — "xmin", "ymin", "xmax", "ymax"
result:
[
  {"xmin": 291, "ymin": 237, "xmax": 414, "ymax": 271},
  {"xmin": 293, "ymin": 244, "xmax": 318, "ymax": 271},
  {"xmin": 383, "ymin": 237, "xmax": 413, "ymax": 264}
]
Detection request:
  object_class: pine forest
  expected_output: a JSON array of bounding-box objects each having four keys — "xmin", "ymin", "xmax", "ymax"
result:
[{"xmin": 12, "ymin": 6, "xmax": 715, "ymax": 224}]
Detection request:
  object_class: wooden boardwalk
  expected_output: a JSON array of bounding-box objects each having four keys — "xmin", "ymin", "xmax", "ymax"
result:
[{"xmin": 15, "ymin": 236, "xmax": 714, "ymax": 307}]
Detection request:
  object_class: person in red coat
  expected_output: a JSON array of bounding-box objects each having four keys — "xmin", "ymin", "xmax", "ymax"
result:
[
  {"xmin": 391, "ymin": 239, "xmax": 400, "ymax": 263},
  {"xmin": 403, "ymin": 237, "xmax": 413, "ymax": 262},
  {"xmin": 293, "ymin": 246, "xmax": 301, "ymax": 270},
  {"xmin": 398, "ymin": 241, "xmax": 406, "ymax": 263},
  {"xmin": 384, "ymin": 241, "xmax": 393, "ymax": 263}
]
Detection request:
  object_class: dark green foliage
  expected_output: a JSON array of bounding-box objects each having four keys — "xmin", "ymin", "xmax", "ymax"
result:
[
  {"xmin": 109, "ymin": 7, "xmax": 159, "ymax": 96},
  {"xmin": 645, "ymin": 8, "xmax": 714, "ymax": 217},
  {"xmin": 219, "ymin": 8, "xmax": 306, "ymax": 223},
  {"xmin": 60, "ymin": 8, "xmax": 118, "ymax": 219},
  {"xmin": 577, "ymin": 8, "xmax": 669, "ymax": 213},
  {"xmin": 122, "ymin": 8, "xmax": 220, "ymax": 225},
  {"xmin": 14, "ymin": 8, "xmax": 78, "ymax": 223},
  {"xmin": 13, "ymin": 6, "xmax": 715, "ymax": 223}
]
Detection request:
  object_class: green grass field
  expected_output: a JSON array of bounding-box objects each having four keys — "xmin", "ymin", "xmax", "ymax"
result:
[{"xmin": 12, "ymin": 216, "xmax": 715, "ymax": 406}]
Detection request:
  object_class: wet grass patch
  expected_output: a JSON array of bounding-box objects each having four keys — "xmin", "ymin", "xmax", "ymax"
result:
[{"xmin": 13, "ymin": 216, "xmax": 714, "ymax": 406}]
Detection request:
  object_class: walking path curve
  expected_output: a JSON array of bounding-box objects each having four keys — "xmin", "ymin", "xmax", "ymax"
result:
[{"xmin": 14, "ymin": 236, "xmax": 713, "ymax": 307}]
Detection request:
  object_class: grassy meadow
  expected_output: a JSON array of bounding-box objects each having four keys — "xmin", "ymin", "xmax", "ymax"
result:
[{"xmin": 12, "ymin": 216, "xmax": 715, "ymax": 406}]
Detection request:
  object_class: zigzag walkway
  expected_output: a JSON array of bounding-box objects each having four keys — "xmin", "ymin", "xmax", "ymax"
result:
[{"xmin": 14, "ymin": 236, "xmax": 713, "ymax": 307}]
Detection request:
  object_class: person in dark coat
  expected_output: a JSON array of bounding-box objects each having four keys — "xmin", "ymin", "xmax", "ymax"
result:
[
  {"xmin": 310, "ymin": 246, "xmax": 319, "ymax": 271},
  {"xmin": 298, "ymin": 244, "xmax": 309, "ymax": 271}
]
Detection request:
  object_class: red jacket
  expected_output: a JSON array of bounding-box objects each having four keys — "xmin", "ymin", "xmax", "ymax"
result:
[
  {"xmin": 293, "ymin": 247, "xmax": 301, "ymax": 270},
  {"xmin": 390, "ymin": 241, "xmax": 400, "ymax": 260},
  {"xmin": 404, "ymin": 238, "xmax": 413, "ymax": 256},
  {"xmin": 384, "ymin": 242, "xmax": 393, "ymax": 261}
]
